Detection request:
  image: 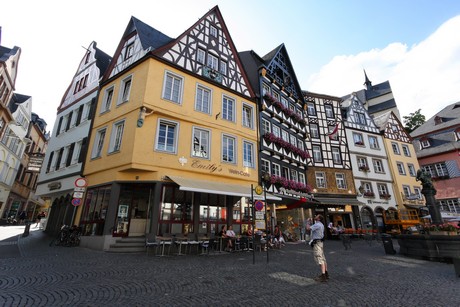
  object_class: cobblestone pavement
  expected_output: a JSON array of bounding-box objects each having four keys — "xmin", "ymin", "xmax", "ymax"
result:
[{"xmin": 0, "ymin": 226, "xmax": 459, "ymax": 307}]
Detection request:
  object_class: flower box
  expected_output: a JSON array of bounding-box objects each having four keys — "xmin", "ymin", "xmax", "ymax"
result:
[
  {"xmin": 359, "ymin": 165, "xmax": 370, "ymax": 172},
  {"xmin": 363, "ymin": 191, "xmax": 375, "ymax": 197}
]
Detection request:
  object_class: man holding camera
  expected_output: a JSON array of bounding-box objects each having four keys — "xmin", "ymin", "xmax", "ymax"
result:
[{"xmin": 306, "ymin": 214, "xmax": 329, "ymax": 282}]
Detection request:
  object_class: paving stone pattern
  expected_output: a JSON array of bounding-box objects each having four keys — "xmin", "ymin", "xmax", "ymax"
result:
[{"xmin": 0, "ymin": 230, "xmax": 459, "ymax": 307}]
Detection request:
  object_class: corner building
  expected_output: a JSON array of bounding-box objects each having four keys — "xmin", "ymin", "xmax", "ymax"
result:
[{"xmin": 79, "ymin": 7, "xmax": 275, "ymax": 250}]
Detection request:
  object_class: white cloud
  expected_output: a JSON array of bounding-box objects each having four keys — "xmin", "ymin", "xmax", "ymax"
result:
[{"xmin": 306, "ymin": 15, "xmax": 460, "ymax": 119}]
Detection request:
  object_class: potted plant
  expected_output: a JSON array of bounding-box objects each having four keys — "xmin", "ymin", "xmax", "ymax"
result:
[
  {"xmin": 359, "ymin": 165, "xmax": 370, "ymax": 172},
  {"xmin": 363, "ymin": 191, "xmax": 375, "ymax": 198}
]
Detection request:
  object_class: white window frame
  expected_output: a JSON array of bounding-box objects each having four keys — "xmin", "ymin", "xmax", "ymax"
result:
[
  {"xmin": 377, "ymin": 183, "xmax": 389, "ymax": 196},
  {"xmin": 261, "ymin": 118, "xmax": 271, "ymax": 135},
  {"xmin": 291, "ymin": 169, "xmax": 298, "ymax": 182},
  {"xmin": 408, "ymin": 163, "xmax": 416, "ymax": 177},
  {"xmin": 313, "ymin": 145, "xmax": 322, "ymax": 163},
  {"xmin": 402, "ymin": 185, "xmax": 411, "ymax": 198},
  {"xmin": 155, "ymin": 119, "xmax": 178, "ymax": 153},
  {"xmin": 262, "ymin": 83, "xmax": 270, "ymax": 96},
  {"xmin": 368, "ymin": 136, "xmax": 379, "ymax": 149},
  {"xmin": 281, "ymin": 130, "xmax": 289, "ymax": 142},
  {"xmin": 373, "ymin": 159, "xmax": 384, "ymax": 173},
  {"xmin": 310, "ymin": 124, "xmax": 319, "ymax": 139},
  {"xmin": 335, "ymin": 173, "xmax": 346, "ymax": 189},
  {"xmin": 192, "ymin": 127, "xmax": 210, "ymax": 159},
  {"xmin": 402, "ymin": 144, "xmax": 411, "ymax": 157},
  {"xmin": 397, "ymin": 162, "xmax": 406, "ymax": 175},
  {"xmin": 195, "ymin": 84, "xmax": 212, "ymax": 114},
  {"xmin": 118, "ymin": 75, "xmax": 132, "ymax": 105},
  {"xmin": 391, "ymin": 142, "xmax": 400, "ymax": 155},
  {"xmin": 272, "ymin": 163, "xmax": 281, "ymax": 177},
  {"xmin": 91, "ymin": 128, "xmax": 107, "ymax": 159},
  {"xmin": 222, "ymin": 95, "xmax": 235, "ymax": 122},
  {"xmin": 299, "ymin": 173, "xmax": 306, "ymax": 185},
  {"xmin": 101, "ymin": 86, "xmax": 114, "ymax": 113},
  {"xmin": 261, "ymin": 158, "xmax": 270, "ymax": 174},
  {"xmin": 325, "ymin": 104, "xmax": 334, "ymax": 118},
  {"xmin": 210, "ymin": 25, "xmax": 218, "ymax": 37},
  {"xmin": 108, "ymin": 120, "xmax": 125, "ymax": 153},
  {"xmin": 207, "ymin": 53, "xmax": 219, "ymax": 71},
  {"xmin": 315, "ymin": 172, "xmax": 326, "ymax": 188},
  {"xmin": 307, "ymin": 102, "xmax": 316, "ymax": 116},
  {"xmin": 222, "ymin": 134, "xmax": 236, "ymax": 164},
  {"xmin": 353, "ymin": 132, "xmax": 364, "ymax": 145},
  {"xmin": 219, "ymin": 60, "xmax": 227, "ymax": 75},
  {"xmin": 197, "ymin": 49, "xmax": 206, "ymax": 64},
  {"xmin": 162, "ymin": 71, "xmax": 183, "ymax": 104},
  {"xmin": 242, "ymin": 103, "xmax": 254, "ymax": 129},
  {"xmin": 272, "ymin": 125, "xmax": 280, "ymax": 138},
  {"xmin": 243, "ymin": 140, "xmax": 254, "ymax": 168},
  {"xmin": 332, "ymin": 147, "xmax": 341, "ymax": 164}
]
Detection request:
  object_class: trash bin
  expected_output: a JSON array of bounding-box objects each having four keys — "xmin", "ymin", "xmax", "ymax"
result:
[
  {"xmin": 381, "ymin": 234, "xmax": 396, "ymax": 255},
  {"xmin": 23, "ymin": 221, "xmax": 31, "ymax": 237}
]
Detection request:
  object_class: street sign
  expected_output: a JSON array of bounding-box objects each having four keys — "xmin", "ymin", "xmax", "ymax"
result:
[
  {"xmin": 255, "ymin": 211, "xmax": 264, "ymax": 219},
  {"xmin": 71, "ymin": 198, "xmax": 82, "ymax": 206},
  {"xmin": 254, "ymin": 200, "xmax": 264, "ymax": 211},
  {"xmin": 74, "ymin": 187, "xmax": 86, "ymax": 192},
  {"xmin": 74, "ymin": 178, "xmax": 88, "ymax": 187},
  {"xmin": 73, "ymin": 192, "xmax": 84, "ymax": 199}
]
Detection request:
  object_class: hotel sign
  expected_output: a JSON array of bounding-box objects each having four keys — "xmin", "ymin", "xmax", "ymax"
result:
[{"xmin": 27, "ymin": 153, "xmax": 45, "ymax": 173}]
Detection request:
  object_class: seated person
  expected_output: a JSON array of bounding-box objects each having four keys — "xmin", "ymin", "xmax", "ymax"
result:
[
  {"xmin": 273, "ymin": 225, "xmax": 285, "ymax": 247},
  {"xmin": 246, "ymin": 224, "xmax": 253, "ymax": 237},
  {"xmin": 225, "ymin": 225, "xmax": 236, "ymax": 251}
]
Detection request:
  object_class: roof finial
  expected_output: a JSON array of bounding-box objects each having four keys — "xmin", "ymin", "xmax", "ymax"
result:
[{"xmin": 363, "ymin": 69, "xmax": 372, "ymax": 90}]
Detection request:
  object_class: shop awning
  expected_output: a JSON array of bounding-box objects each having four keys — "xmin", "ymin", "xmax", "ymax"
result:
[
  {"xmin": 167, "ymin": 176, "xmax": 282, "ymax": 201},
  {"xmin": 314, "ymin": 196, "xmax": 364, "ymax": 206}
]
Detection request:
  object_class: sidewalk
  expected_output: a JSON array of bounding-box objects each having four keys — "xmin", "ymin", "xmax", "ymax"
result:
[{"xmin": 1, "ymin": 229, "xmax": 459, "ymax": 306}]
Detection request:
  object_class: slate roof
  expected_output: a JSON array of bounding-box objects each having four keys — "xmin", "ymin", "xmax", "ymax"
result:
[
  {"xmin": 8, "ymin": 93, "xmax": 30, "ymax": 113},
  {"xmin": 238, "ymin": 50, "xmax": 265, "ymax": 95},
  {"xmin": 93, "ymin": 43, "xmax": 111, "ymax": 75},
  {"xmin": 411, "ymin": 102, "xmax": 460, "ymax": 137},
  {"xmin": 130, "ymin": 16, "xmax": 173, "ymax": 50},
  {"xmin": 365, "ymin": 80, "xmax": 392, "ymax": 100}
]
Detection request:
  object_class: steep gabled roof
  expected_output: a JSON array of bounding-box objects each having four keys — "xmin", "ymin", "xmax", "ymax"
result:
[
  {"xmin": 238, "ymin": 50, "xmax": 265, "ymax": 95},
  {"xmin": 8, "ymin": 93, "xmax": 31, "ymax": 113},
  {"xmin": 411, "ymin": 101, "xmax": 460, "ymax": 138},
  {"xmin": 130, "ymin": 16, "xmax": 173, "ymax": 51}
]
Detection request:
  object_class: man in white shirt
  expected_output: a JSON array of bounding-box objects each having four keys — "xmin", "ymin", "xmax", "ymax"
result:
[{"xmin": 306, "ymin": 214, "xmax": 329, "ymax": 282}]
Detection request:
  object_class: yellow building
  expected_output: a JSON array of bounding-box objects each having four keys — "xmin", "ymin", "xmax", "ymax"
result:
[
  {"xmin": 79, "ymin": 7, "xmax": 274, "ymax": 250},
  {"xmin": 373, "ymin": 111, "xmax": 424, "ymax": 212}
]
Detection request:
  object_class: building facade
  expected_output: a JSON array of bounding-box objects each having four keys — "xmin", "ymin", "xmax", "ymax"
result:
[
  {"xmin": 35, "ymin": 41, "xmax": 111, "ymax": 233},
  {"xmin": 303, "ymin": 91, "xmax": 360, "ymax": 235},
  {"xmin": 411, "ymin": 102, "xmax": 460, "ymax": 216},
  {"xmin": 78, "ymin": 7, "xmax": 275, "ymax": 250},
  {"xmin": 341, "ymin": 93, "xmax": 396, "ymax": 232}
]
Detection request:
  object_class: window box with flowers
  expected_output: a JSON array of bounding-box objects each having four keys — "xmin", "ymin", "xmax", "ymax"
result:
[
  {"xmin": 355, "ymin": 141, "xmax": 364, "ymax": 146},
  {"xmin": 363, "ymin": 191, "xmax": 375, "ymax": 198},
  {"xmin": 263, "ymin": 133, "xmax": 310, "ymax": 159},
  {"xmin": 379, "ymin": 193, "xmax": 391, "ymax": 200},
  {"xmin": 263, "ymin": 94, "xmax": 304, "ymax": 126},
  {"xmin": 359, "ymin": 165, "xmax": 370, "ymax": 172},
  {"xmin": 263, "ymin": 174, "xmax": 312, "ymax": 193},
  {"xmin": 423, "ymin": 223, "xmax": 458, "ymax": 235}
]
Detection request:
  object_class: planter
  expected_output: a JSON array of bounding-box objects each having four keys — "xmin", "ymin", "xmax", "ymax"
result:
[
  {"xmin": 397, "ymin": 234, "xmax": 460, "ymax": 262},
  {"xmin": 429, "ymin": 231, "xmax": 458, "ymax": 236}
]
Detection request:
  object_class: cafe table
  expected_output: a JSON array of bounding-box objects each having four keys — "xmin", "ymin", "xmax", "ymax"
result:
[{"xmin": 156, "ymin": 236, "xmax": 173, "ymax": 256}]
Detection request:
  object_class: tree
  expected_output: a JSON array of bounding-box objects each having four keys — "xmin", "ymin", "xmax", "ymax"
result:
[{"xmin": 403, "ymin": 109, "xmax": 426, "ymax": 133}]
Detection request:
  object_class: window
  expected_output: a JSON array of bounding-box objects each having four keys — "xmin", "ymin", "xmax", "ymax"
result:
[
  {"xmin": 197, "ymin": 49, "xmax": 206, "ymax": 64},
  {"xmin": 210, "ymin": 25, "xmax": 218, "ymax": 37},
  {"xmin": 357, "ymin": 156, "xmax": 368, "ymax": 170},
  {"xmin": 125, "ymin": 43, "xmax": 134, "ymax": 60},
  {"xmin": 272, "ymin": 125, "xmax": 280, "ymax": 138},
  {"xmin": 272, "ymin": 163, "xmax": 281, "ymax": 177},
  {"xmin": 243, "ymin": 141, "xmax": 254, "ymax": 168},
  {"xmin": 242, "ymin": 104, "xmax": 253, "ymax": 129},
  {"xmin": 65, "ymin": 143, "xmax": 75, "ymax": 167},
  {"xmin": 75, "ymin": 105, "xmax": 84, "ymax": 126},
  {"xmin": 261, "ymin": 159, "xmax": 270, "ymax": 174},
  {"xmin": 420, "ymin": 139, "xmax": 430, "ymax": 148},
  {"xmin": 272, "ymin": 91, "xmax": 280, "ymax": 102},
  {"xmin": 222, "ymin": 135, "xmax": 235, "ymax": 163},
  {"xmin": 434, "ymin": 162, "xmax": 448, "ymax": 177},
  {"xmin": 335, "ymin": 173, "xmax": 346, "ymax": 189},
  {"xmin": 281, "ymin": 130, "xmax": 289, "ymax": 142},
  {"xmin": 290, "ymin": 134, "xmax": 297, "ymax": 146},
  {"xmin": 402, "ymin": 144, "xmax": 411, "ymax": 157},
  {"xmin": 192, "ymin": 128, "xmax": 209, "ymax": 159},
  {"xmin": 109, "ymin": 120, "xmax": 125, "ymax": 153},
  {"xmin": 413, "ymin": 187, "xmax": 422, "ymax": 199},
  {"xmin": 310, "ymin": 124, "xmax": 319, "ymax": 139},
  {"xmin": 313, "ymin": 145, "xmax": 322, "ymax": 163},
  {"xmin": 315, "ymin": 172, "xmax": 326, "ymax": 188},
  {"xmin": 332, "ymin": 147, "xmax": 341, "ymax": 164},
  {"xmin": 355, "ymin": 112, "xmax": 366, "ymax": 125},
  {"xmin": 156, "ymin": 120, "xmax": 178, "ymax": 153},
  {"xmin": 307, "ymin": 102, "xmax": 316, "ymax": 116},
  {"xmin": 163, "ymin": 72, "xmax": 183, "ymax": 104},
  {"xmin": 362, "ymin": 182, "xmax": 373, "ymax": 194},
  {"xmin": 297, "ymin": 139, "xmax": 304, "ymax": 151},
  {"xmin": 368, "ymin": 136, "xmax": 379, "ymax": 149},
  {"xmin": 325, "ymin": 104, "xmax": 334, "ymax": 118},
  {"xmin": 377, "ymin": 184, "xmax": 389, "ymax": 198},
  {"xmin": 91, "ymin": 128, "xmax": 107, "ymax": 159},
  {"xmin": 373, "ymin": 159, "xmax": 384, "ymax": 173},
  {"xmin": 291, "ymin": 169, "xmax": 298, "ymax": 182},
  {"xmin": 328, "ymin": 125, "xmax": 338, "ymax": 141},
  {"xmin": 65, "ymin": 112, "xmax": 73, "ymax": 131},
  {"xmin": 353, "ymin": 133, "xmax": 364, "ymax": 146},
  {"xmin": 282, "ymin": 167, "xmax": 290, "ymax": 179},
  {"xmin": 261, "ymin": 119, "xmax": 271, "ymax": 135},
  {"xmin": 396, "ymin": 162, "xmax": 406, "ymax": 175},
  {"xmin": 195, "ymin": 85, "xmax": 211, "ymax": 114},
  {"xmin": 262, "ymin": 83, "xmax": 270, "ymax": 96},
  {"xmin": 219, "ymin": 60, "xmax": 227, "ymax": 75},
  {"xmin": 207, "ymin": 53, "xmax": 218, "ymax": 70},
  {"xmin": 281, "ymin": 97, "xmax": 288, "ymax": 108},
  {"xmin": 402, "ymin": 185, "xmax": 411, "ymax": 198},
  {"xmin": 119, "ymin": 76, "xmax": 132, "ymax": 104},
  {"xmin": 408, "ymin": 164, "xmax": 416, "ymax": 177},
  {"xmin": 101, "ymin": 87, "xmax": 114, "ymax": 113},
  {"xmin": 299, "ymin": 173, "xmax": 306, "ymax": 185},
  {"xmin": 391, "ymin": 142, "xmax": 400, "ymax": 155},
  {"xmin": 222, "ymin": 96, "xmax": 235, "ymax": 122}
]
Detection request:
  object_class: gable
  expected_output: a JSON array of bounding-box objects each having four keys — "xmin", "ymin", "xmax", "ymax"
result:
[
  {"xmin": 154, "ymin": 6, "xmax": 253, "ymax": 98},
  {"xmin": 342, "ymin": 94, "xmax": 380, "ymax": 133},
  {"xmin": 383, "ymin": 112, "xmax": 411, "ymax": 143}
]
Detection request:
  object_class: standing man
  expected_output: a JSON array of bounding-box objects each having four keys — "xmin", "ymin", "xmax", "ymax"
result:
[{"xmin": 306, "ymin": 214, "xmax": 329, "ymax": 282}]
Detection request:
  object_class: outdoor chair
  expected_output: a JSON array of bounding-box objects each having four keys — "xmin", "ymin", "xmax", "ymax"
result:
[{"xmin": 145, "ymin": 233, "xmax": 160, "ymax": 256}]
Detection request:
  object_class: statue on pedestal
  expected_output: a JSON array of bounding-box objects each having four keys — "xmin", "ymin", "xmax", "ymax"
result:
[{"xmin": 416, "ymin": 169, "xmax": 442, "ymax": 224}]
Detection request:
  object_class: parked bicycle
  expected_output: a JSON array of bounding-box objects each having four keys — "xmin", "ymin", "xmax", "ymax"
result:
[{"xmin": 49, "ymin": 225, "xmax": 82, "ymax": 247}]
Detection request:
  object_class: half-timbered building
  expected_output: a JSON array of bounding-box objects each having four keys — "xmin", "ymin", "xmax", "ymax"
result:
[
  {"xmin": 303, "ymin": 91, "xmax": 361, "ymax": 235},
  {"xmin": 79, "ymin": 6, "xmax": 277, "ymax": 251},
  {"xmin": 373, "ymin": 111, "xmax": 424, "ymax": 217},
  {"xmin": 240, "ymin": 44, "xmax": 314, "ymax": 237},
  {"xmin": 341, "ymin": 93, "xmax": 396, "ymax": 232}
]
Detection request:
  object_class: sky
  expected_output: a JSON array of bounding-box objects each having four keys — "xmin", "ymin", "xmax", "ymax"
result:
[{"xmin": 2, "ymin": 0, "xmax": 460, "ymax": 131}]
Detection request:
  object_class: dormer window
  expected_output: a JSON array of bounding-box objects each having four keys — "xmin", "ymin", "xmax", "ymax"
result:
[
  {"xmin": 420, "ymin": 139, "xmax": 430, "ymax": 148},
  {"xmin": 125, "ymin": 43, "xmax": 134, "ymax": 60},
  {"xmin": 434, "ymin": 116, "xmax": 443, "ymax": 125}
]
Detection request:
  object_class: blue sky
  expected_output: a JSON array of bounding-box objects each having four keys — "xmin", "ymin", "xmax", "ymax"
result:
[{"xmin": 2, "ymin": 0, "xmax": 460, "ymax": 129}]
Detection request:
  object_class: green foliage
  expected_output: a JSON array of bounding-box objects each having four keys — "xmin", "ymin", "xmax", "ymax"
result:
[{"xmin": 403, "ymin": 109, "xmax": 426, "ymax": 133}]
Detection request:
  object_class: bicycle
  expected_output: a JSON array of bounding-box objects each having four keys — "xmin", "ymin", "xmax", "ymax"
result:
[{"xmin": 49, "ymin": 225, "xmax": 82, "ymax": 247}]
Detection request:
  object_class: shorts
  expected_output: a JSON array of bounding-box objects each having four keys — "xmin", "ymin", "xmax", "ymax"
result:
[{"xmin": 313, "ymin": 241, "xmax": 326, "ymax": 265}]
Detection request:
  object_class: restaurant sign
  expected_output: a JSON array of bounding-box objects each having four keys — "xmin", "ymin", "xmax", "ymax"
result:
[{"xmin": 27, "ymin": 153, "xmax": 45, "ymax": 173}]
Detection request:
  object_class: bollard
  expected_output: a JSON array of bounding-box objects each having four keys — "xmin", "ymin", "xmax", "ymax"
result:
[
  {"xmin": 453, "ymin": 258, "xmax": 460, "ymax": 278},
  {"xmin": 22, "ymin": 221, "xmax": 31, "ymax": 237}
]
